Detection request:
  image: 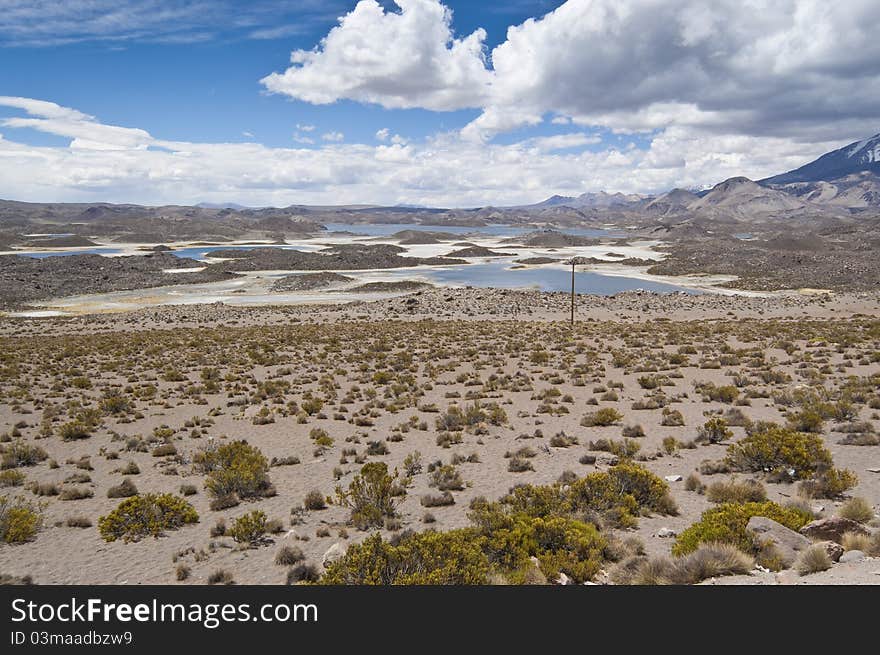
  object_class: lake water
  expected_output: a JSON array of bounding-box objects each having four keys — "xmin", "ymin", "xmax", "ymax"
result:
[
  {"xmin": 400, "ymin": 260, "xmax": 699, "ymax": 295},
  {"xmin": 2, "ymin": 222, "xmax": 711, "ymax": 315}
]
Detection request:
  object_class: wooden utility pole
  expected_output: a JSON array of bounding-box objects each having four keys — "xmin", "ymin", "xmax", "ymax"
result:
[{"xmin": 566, "ymin": 257, "xmax": 587, "ymax": 326}]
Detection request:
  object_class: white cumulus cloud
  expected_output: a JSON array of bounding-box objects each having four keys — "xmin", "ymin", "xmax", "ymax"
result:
[
  {"xmin": 262, "ymin": 0, "xmax": 880, "ymax": 146},
  {"xmin": 260, "ymin": 0, "xmax": 492, "ymax": 111}
]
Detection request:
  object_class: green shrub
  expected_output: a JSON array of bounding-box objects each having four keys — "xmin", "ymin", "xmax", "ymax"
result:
[
  {"xmin": 321, "ymin": 530, "xmax": 490, "ymax": 585},
  {"xmin": 429, "ymin": 464, "xmax": 464, "ymax": 491},
  {"xmin": 303, "ymin": 490, "xmax": 327, "ymax": 510},
  {"xmin": 837, "ymin": 497, "xmax": 875, "ymax": 524},
  {"xmin": 0, "ymin": 495, "xmax": 42, "ymax": 543},
  {"xmin": 98, "ymin": 493, "xmax": 198, "ymax": 542},
  {"xmin": 0, "ymin": 470, "xmax": 25, "ymax": 487},
  {"xmin": 660, "ymin": 408, "xmax": 685, "ymax": 426},
  {"xmin": 672, "ymin": 501, "xmax": 812, "ymax": 556},
  {"xmin": 229, "ymin": 510, "xmax": 267, "ymax": 545},
  {"xmin": 1, "ymin": 441, "xmax": 48, "ymax": 469},
  {"xmin": 336, "ymin": 462, "xmax": 401, "ymax": 529},
  {"xmin": 107, "ymin": 478, "xmax": 138, "ymax": 498},
  {"xmin": 696, "ymin": 417, "xmax": 733, "ymax": 444},
  {"xmin": 580, "ymin": 408, "xmax": 623, "ymax": 427},
  {"xmin": 199, "ymin": 441, "xmax": 272, "ymax": 499},
  {"xmin": 706, "ymin": 478, "xmax": 767, "ymax": 504},
  {"xmin": 275, "ymin": 545, "xmax": 304, "ymax": 566},
  {"xmin": 468, "ymin": 500, "xmax": 608, "ymax": 583},
  {"xmin": 798, "ymin": 466, "xmax": 859, "ymax": 499},
  {"xmin": 58, "ymin": 421, "xmax": 92, "ymax": 441},
  {"xmin": 724, "ymin": 425, "xmax": 833, "ymax": 480}
]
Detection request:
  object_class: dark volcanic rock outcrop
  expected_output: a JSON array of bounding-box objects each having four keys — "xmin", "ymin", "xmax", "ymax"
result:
[
  {"xmin": 0, "ymin": 252, "xmax": 236, "ymax": 308},
  {"xmin": 207, "ymin": 245, "xmax": 465, "ymax": 271},
  {"xmin": 445, "ymin": 246, "xmax": 516, "ymax": 257},
  {"xmin": 271, "ymin": 272, "xmax": 353, "ymax": 292}
]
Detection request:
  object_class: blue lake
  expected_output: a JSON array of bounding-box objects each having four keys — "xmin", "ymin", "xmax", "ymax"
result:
[{"xmin": 392, "ymin": 260, "xmax": 700, "ymax": 295}]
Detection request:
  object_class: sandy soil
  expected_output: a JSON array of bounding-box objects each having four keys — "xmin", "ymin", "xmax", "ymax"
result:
[{"xmin": 0, "ymin": 290, "xmax": 878, "ymax": 585}]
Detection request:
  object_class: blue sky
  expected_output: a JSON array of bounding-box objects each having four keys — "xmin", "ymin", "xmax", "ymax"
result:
[
  {"xmin": 0, "ymin": 1, "xmax": 877, "ymax": 207},
  {"xmin": 1, "ymin": 1, "xmax": 573, "ymax": 149}
]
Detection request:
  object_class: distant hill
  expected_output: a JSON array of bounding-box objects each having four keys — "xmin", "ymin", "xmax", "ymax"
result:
[{"xmin": 689, "ymin": 177, "xmax": 809, "ymax": 215}]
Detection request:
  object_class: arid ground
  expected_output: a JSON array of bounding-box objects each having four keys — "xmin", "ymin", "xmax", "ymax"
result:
[{"xmin": 1, "ymin": 289, "xmax": 878, "ymax": 585}]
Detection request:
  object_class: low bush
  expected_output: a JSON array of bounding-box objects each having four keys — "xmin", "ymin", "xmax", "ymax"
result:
[
  {"xmin": 321, "ymin": 531, "xmax": 490, "ymax": 585},
  {"xmin": 303, "ymin": 490, "xmax": 327, "ymax": 510},
  {"xmin": 275, "ymin": 545, "xmax": 304, "ymax": 566},
  {"xmin": 837, "ymin": 497, "xmax": 875, "ymax": 524},
  {"xmin": 724, "ymin": 425, "xmax": 833, "ymax": 480},
  {"xmin": 0, "ymin": 495, "xmax": 42, "ymax": 543},
  {"xmin": 580, "ymin": 408, "xmax": 623, "ymax": 427},
  {"xmin": 199, "ymin": 441, "xmax": 273, "ymax": 500},
  {"xmin": 229, "ymin": 510, "xmax": 267, "ymax": 546},
  {"xmin": 98, "ymin": 493, "xmax": 198, "ymax": 542},
  {"xmin": 107, "ymin": 478, "xmax": 138, "ymax": 498},
  {"xmin": 207, "ymin": 569, "xmax": 235, "ymax": 585},
  {"xmin": 420, "ymin": 492, "xmax": 455, "ymax": 507},
  {"xmin": 1, "ymin": 441, "xmax": 48, "ymax": 469},
  {"xmin": 795, "ymin": 544, "xmax": 831, "ymax": 576},
  {"xmin": 706, "ymin": 478, "xmax": 767, "ymax": 504},
  {"xmin": 696, "ymin": 417, "xmax": 733, "ymax": 444},
  {"xmin": 336, "ymin": 462, "xmax": 401, "ymax": 529},
  {"xmin": 672, "ymin": 501, "xmax": 812, "ymax": 557}
]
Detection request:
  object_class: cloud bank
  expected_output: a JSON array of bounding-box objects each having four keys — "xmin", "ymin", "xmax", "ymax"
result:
[
  {"xmin": 263, "ymin": 0, "xmax": 880, "ymax": 142},
  {"xmin": 0, "ymin": 96, "xmax": 845, "ymax": 207}
]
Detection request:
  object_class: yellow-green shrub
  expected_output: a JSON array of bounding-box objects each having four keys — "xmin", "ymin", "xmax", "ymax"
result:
[
  {"xmin": 672, "ymin": 501, "xmax": 812, "ymax": 556},
  {"xmin": 321, "ymin": 530, "xmax": 490, "ymax": 585},
  {"xmin": 229, "ymin": 510, "xmax": 267, "ymax": 545},
  {"xmin": 98, "ymin": 493, "xmax": 198, "ymax": 542},
  {"xmin": 336, "ymin": 462, "xmax": 401, "ymax": 529},
  {"xmin": 0, "ymin": 495, "xmax": 42, "ymax": 543},
  {"xmin": 199, "ymin": 440, "xmax": 272, "ymax": 499},
  {"xmin": 724, "ymin": 425, "xmax": 832, "ymax": 480},
  {"xmin": 468, "ymin": 500, "xmax": 608, "ymax": 582}
]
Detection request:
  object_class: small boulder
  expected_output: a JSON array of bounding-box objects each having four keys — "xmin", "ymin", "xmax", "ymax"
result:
[
  {"xmin": 322, "ymin": 542, "xmax": 347, "ymax": 568},
  {"xmin": 747, "ymin": 516, "xmax": 811, "ymax": 567},
  {"xmin": 815, "ymin": 540, "xmax": 845, "ymax": 562},
  {"xmin": 556, "ymin": 572, "xmax": 573, "ymax": 585},
  {"xmin": 657, "ymin": 527, "xmax": 677, "ymax": 538},
  {"xmin": 839, "ymin": 550, "xmax": 866, "ymax": 564},
  {"xmin": 799, "ymin": 517, "xmax": 869, "ymax": 544},
  {"xmin": 664, "ymin": 475, "xmax": 683, "ymax": 482}
]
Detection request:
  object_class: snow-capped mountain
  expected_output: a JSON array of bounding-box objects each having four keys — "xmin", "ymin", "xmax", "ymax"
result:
[{"xmin": 761, "ymin": 133, "xmax": 880, "ymax": 185}]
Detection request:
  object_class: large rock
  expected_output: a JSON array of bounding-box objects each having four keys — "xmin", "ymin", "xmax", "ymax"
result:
[
  {"xmin": 839, "ymin": 550, "xmax": 866, "ymax": 564},
  {"xmin": 747, "ymin": 516, "xmax": 811, "ymax": 567},
  {"xmin": 322, "ymin": 542, "xmax": 347, "ymax": 568},
  {"xmin": 798, "ymin": 517, "xmax": 869, "ymax": 544}
]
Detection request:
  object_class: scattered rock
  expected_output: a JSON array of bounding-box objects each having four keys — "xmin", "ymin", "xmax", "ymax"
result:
[
  {"xmin": 556, "ymin": 572, "xmax": 573, "ymax": 585},
  {"xmin": 664, "ymin": 475, "xmax": 683, "ymax": 482},
  {"xmin": 799, "ymin": 517, "xmax": 869, "ymax": 543},
  {"xmin": 839, "ymin": 550, "xmax": 866, "ymax": 564},
  {"xmin": 747, "ymin": 516, "xmax": 811, "ymax": 567},
  {"xmin": 321, "ymin": 542, "xmax": 347, "ymax": 568},
  {"xmin": 657, "ymin": 527, "xmax": 677, "ymax": 538}
]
